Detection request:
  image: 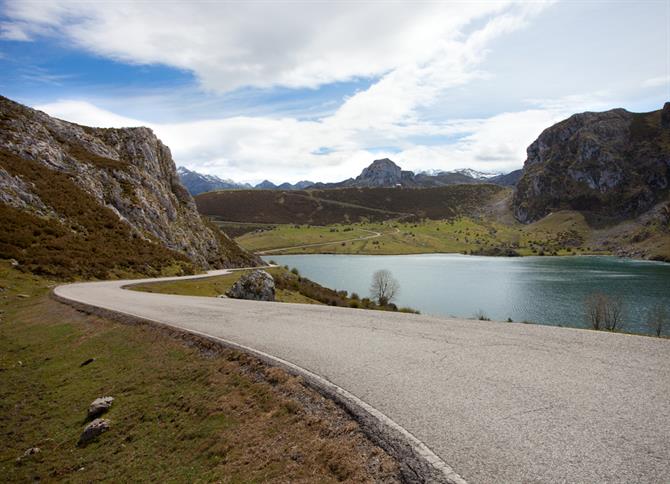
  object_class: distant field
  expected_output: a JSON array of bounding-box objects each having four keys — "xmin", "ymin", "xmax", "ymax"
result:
[{"xmin": 236, "ymin": 213, "xmax": 614, "ymax": 257}]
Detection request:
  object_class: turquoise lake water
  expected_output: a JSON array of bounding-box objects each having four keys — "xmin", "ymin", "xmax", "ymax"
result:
[{"xmin": 267, "ymin": 254, "xmax": 670, "ymax": 335}]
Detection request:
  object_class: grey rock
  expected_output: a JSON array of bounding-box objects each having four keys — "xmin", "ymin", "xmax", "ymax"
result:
[
  {"xmin": 513, "ymin": 104, "xmax": 670, "ymax": 222},
  {"xmin": 226, "ymin": 270, "xmax": 275, "ymax": 301},
  {"xmin": 16, "ymin": 447, "xmax": 40, "ymax": 463},
  {"xmin": 88, "ymin": 396, "xmax": 114, "ymax": 418},
  {"xmin": 78, "ymin": 418, "xmax": 110, "ymax": 446},
  {"xmin": 0, "ymin": 95, "xmax": 259, "ymax": 269}
]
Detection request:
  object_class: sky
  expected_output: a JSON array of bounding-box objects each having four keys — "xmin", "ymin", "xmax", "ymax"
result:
[{"xmin": 0, "ymin": 0, "xmax": 668, "ymax": 184}]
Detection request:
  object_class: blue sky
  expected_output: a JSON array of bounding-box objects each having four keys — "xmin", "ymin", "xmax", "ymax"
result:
[{"xmin": 1, "ymin": 0, "xmax": 668, "ymax": 183}]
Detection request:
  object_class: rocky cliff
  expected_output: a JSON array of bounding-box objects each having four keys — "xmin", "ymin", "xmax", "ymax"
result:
[
  {"xmin": 514, "ymin": 103, "xmax": 670, "ymax": 222},
  {"xmin": 0, "ymin": 96, "xmax": 259, "ymax": 278}
]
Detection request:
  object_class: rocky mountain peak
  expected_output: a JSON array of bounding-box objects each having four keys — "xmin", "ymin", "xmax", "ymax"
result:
[
  {"xmin": 513, "ymin": 104, "xmax": 670, "ymax": 222},
  {"xmin": 355, "ymin": 158, "xmax": 408, "ymax": 187}
]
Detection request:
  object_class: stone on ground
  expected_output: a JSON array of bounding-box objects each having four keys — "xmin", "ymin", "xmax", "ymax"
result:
[{"xmin": 226, "ymin": 270, "xmax": 275, "ymax": 301}]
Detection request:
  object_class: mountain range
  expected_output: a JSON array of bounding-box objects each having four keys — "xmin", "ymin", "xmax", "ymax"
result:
[{"xmin": 178, "ymin": 160, "xmax": 522, "ymax": 195}]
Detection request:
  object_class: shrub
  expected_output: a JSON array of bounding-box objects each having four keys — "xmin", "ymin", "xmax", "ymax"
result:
[
  {"xmin": 646, "ymin": 304, "xmax": 667, "ymax": 337},
  {"xmin": 474, "ymin": 309, "xmax": 490, "ymax": 321},
  {"xmin": 584, "ymin": 292, "xmax": 626, "ymax": 331}
]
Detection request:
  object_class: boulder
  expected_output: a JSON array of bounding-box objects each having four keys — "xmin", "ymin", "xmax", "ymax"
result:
[
  {"xmin": 88, "ymin": 396, "xmax": 114, "ymax": 418},
  {"xmin": 78, "ymin": 418, "xmax": 110, "ymax": 446},
  {"xmin": 226, "ymin": 270, "xmax": 275, "ymax": 301}
]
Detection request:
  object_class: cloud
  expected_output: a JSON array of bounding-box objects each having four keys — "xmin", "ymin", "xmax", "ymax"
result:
[
  {"xmin": 642, "ymin": 76, "xmax": 670, "ymax": 88},
  {"xmin": 2, "ymin": 0, "xmax": 547, "ymax": 93},
  {"xmin": 23, "ymin": 1, "xmax": 562, "ymax": 182}
]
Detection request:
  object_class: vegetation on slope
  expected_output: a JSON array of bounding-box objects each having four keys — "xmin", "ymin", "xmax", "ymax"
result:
[
  {"xmin": 0, "ymin": 261, "xmax": 400, "ymax": 482},
  {"xmin": 132, "ymin": 265, "xmax": 417, "ymax": 312},
  {"xmin": 195, "ymin": 184, "xmax": 507, "ymax": 225},
  {"xmin": 0, "ymin": 150, "xmax": 195, "ymax": 279},
  {"xmin": 514, "ymin": 105, "xmax": 670, "ymax": 222},
  {"xmin": 235, "ymin": 209, "xmax": 670, "ymax": 262}
]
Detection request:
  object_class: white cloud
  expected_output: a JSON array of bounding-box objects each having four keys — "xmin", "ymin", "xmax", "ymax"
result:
[
  {"xmin": 23, "ymin": 0, "xmax": 567, "ymax": 183},
  {"xmin": 642, "ymin": 76, "xmax": 670, "ymax": 88},
  {"xmin": 0, "ymin": 20, "xmax": 32, "ymax": 40},
  {"xmin": 3, "ymin": 0, "xmax": 546, "ymax": 93}
]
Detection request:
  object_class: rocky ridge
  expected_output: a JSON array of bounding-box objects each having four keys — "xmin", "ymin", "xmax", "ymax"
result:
[
  {"xmin": 514, "ymin": 103, "xmax": 670, "ymax": 223},
  {"xmin": 0, "ymin": 96, "xmax": 258, "ymax": 276}
]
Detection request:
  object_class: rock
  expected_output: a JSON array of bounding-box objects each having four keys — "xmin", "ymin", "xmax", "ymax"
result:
[
  {"xmin": 513, "ymin": 104, "xmax": 670, "ymax": 223},
  {"xmin": 662, "ymin": 102, "xmax": 670, "ymax": 128},
  {"xmin": 78, "ymin": 418, "xmax": 110, "ymax": 446},
  {"xmin": 88, "ymin": 396, "xmax": 114, "ymax": 418},
  {"xmin": 9, "ymin": 259, "xmax": 19, "ymax": 267},
  {"xmin": 355, "ymin": 158, "xmax": 404, "ymax": 187},
  {"xmin": 226, "ymin": 270, "xmax": 275, "ymax": 301},
  {"xmin": 0, "ymin": 95, "xmax": 260, "ymax": 271},
  {"xmin": 15, "ymin": 447, "xmax": 40, "ymax": 463}
]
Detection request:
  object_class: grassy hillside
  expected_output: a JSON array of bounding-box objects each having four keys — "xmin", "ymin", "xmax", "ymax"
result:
[
  {"xmin": 131, "ymin": 265, "xmax": 417, "ymax": 312},
  {"xmin": 237, "ymin": 209, "xmax": 670, "ymax": 261},
  {"xmin": 196, "ymin": 184, "xmax": 508, "ymax": 225},
  {"xmin": 0, "ymin": 150, "xmax": 195, "ymax": 279},
  {"xmin": 0, "ymin": 261, "xmax": 400, "ymax": 482}
]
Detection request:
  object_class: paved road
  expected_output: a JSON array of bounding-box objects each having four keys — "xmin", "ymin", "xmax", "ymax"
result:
[{"xmin": 55, "ymin": 271, "xmax": 670, "ymax": 483}]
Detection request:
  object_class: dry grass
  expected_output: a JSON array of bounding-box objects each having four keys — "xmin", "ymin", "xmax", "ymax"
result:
[
  {"xmin": 0, "ymin": 261, "xmax": 400, "ymax": 482},
  {"xmin": 0, "ymin": 150, "xmax": 195, "ymax": 280}
]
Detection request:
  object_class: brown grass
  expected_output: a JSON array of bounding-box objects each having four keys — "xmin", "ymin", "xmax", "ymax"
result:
[
  {"xmin": 0, "ymin": 150, "xmax": 194, "ymax": 280},
  {"xmin": 0, "ymin": 262, "xmax": 400, "ymax": 482}
]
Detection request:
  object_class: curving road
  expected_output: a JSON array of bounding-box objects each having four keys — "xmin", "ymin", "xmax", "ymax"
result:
[{"xmin": 55, "ymin": 270, "xmax": 670, "ymax": 483}]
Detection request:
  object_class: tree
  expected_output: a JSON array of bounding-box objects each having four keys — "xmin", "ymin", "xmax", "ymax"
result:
[
  {"xmin": 584, "ymin": 292, "xmax": 626, "ymax": 331},
  {"xmin": 370, "ymin": 269, "xmax": 399, "ymax": 306},
  {"xmin": 646, "ymin": 304, "xmax": 667, "ymax": 337}
]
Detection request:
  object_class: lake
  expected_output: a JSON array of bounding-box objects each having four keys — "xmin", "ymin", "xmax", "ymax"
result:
[{"xmin": 266, "ymin": 254, "xmax": 670, "ymax": 335}]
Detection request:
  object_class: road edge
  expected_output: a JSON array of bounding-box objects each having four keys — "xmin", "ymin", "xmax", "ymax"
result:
[{"xmin": 52, "ymin": 288, "xmax": 466, "ymax": 484}]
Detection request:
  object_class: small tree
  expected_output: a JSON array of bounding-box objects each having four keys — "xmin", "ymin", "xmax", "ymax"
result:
[
  {"xmin": 370, "ymin": 269, "xmax": 399, "ymax": 306},
  {"xmin": 584, "ymin": 292, "xmax": 607, "ymax": 330},
  {"xmin": 584, "ymin": 292, "xmax": 626, "ymax": 331},
  {"xmin": 646, "ymin": 304, "xmax": 667, "ymax": 337}
]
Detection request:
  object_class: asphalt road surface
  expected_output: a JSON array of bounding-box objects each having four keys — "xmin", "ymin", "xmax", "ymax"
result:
[{"xmin": 55, "ymin": 270, "xmax": 670, "ymax": 483}]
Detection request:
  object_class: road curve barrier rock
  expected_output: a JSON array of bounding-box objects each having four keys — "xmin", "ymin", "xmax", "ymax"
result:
[
  {"xmin": 226, "ymin": 270, "xmax": 275, "ymax": 301},
  {"xmin": 78, "ymin": 418, "xmax": 110, "ymax": 447},
  {"xmin": 88, "ymin": 396, "xmax": 114, "ymax": 419}
]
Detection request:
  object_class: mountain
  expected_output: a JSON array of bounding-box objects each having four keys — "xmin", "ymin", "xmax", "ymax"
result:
[
  {"xmin": 451, "ymin": 168, "xmax": 502, "ymax": 179},
  {"xmin": 514, "ymin": 103, "xmax": 670, "ymax": 223},
  {"xmin": 277, "ymin": 180, "xmax": 315, "ymax": 190},
  {"xmin": 177, "ymin": 167, "xmax": 314, "ymax": 194},
  {"xmin": 177, "ymin": 166, "xmax": 251, "ymax": 195},
  {"xmin": 0, "ymin": 96, "xmax": 258, "ymax": 279},
  {"xmin": 351, "ymin": 158, "xmax": 415, "ymax": 187},
  {"xmin": 178, "ymin": 159, "xmax": 519, "ymax": 194},
  {"xmin": 310, "ymin": 158, "xmax": 520, "ymax": 189},
  {"xmin": 489, "ymin": 169, "xmax": 523, "ymax": 187}
]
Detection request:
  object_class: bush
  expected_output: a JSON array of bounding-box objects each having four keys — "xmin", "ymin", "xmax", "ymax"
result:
[
  {"xmin": 584, "ymin": 292, "xmax": 625, "ymax": 331},
  {"xmin": 474, "ymin": 309, "xmax": 490, "ymax": 321},
  {"xmin": 646, "ymin": 304, "xmax": 667, "ymax": 337}
]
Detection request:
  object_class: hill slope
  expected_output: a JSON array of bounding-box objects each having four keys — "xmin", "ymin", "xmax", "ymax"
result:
[
  {"xmin": 195, "ymin": 184, "xmax": 508, "ymax": 224},
  {"xmin": 0, "ymin": 96, "xmax": 258, "ymax": 278},
  {"xmin": 514, "ymin": 103, "xmax": 670, "ymax": 222}
]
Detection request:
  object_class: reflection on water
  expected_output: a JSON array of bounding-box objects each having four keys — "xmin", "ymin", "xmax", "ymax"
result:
[{"xmin": 267, "ymin": 254, "xmax": 670, "ymax": 335}]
